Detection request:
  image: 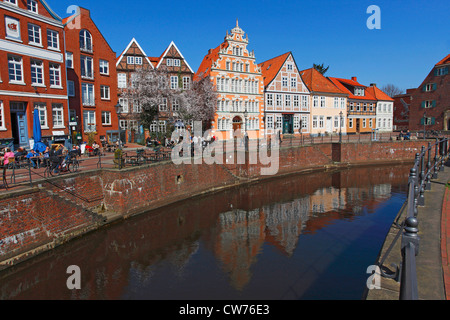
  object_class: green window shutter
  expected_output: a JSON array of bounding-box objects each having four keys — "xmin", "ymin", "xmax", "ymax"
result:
[
  {"xmin": 432, "ymin": 100, "xmax": 436, "ymax": 108},
  {"xmin": 446, "ymin": 67, "xmax": 449, "ymax": 75},
  {"xmin": 433, "ymin": 83, "xmax": 437, "ymax": 91},
  {"xmin": 420, "ymin": 118, "xmax": 425, "ymax": 125},
  {"xmin": 431, "ymin": 117, "xmax": 436, "ymax": 125},
  {"xmin": 421, "ymin": 101, "xmax": 425, "ymax": 108},
  {"xmin": 422, "ymin": 85, "xmax": 427, "ymax": 92},
  {"xmin": 434, "ymin": 68, "xmax": 438, "ymax": 76}
]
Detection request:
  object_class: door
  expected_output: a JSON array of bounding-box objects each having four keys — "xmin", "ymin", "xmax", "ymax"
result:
[
  {"xmin": 232, "ymin": 116, "xmax": 242, "ymax": 132},
  {"xmin": 283, "ymin": 114, "xmax": 293, "ymax": 134},
  {"xmin": 326, "ymin": 117, "xmax": 332, "ymax": 133},
  {"xmin": 356, "ymin": 119, "xmax": 360, "ymax": 133},
  {"xmin": 16, "ymin": 112, "xmax": 29, "ymax": 147}
]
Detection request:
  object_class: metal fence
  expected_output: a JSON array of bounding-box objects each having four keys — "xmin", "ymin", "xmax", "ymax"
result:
[{"xmin": 377, "ymin": 137, "xmax": 450, "ymax": 300}]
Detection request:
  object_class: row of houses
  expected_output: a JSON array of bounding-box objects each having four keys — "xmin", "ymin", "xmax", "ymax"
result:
[{"xmin": 0, "ymin": 0, "xmax": 398, "ymax": 151}]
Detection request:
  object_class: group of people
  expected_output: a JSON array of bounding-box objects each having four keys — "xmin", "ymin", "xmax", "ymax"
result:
[
  {"xmin": 399, "ymin": 130, "xmax": 411, "ymax": 140},
  {"xmin": 1, "ymin": 146, "xmax": 50, "ymax": 169}
]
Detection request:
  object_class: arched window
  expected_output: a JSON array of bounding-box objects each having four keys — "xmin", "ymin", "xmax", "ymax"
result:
[{"xmin": 80, "ymin": 29, "xmax": 92, "ymax": 52}]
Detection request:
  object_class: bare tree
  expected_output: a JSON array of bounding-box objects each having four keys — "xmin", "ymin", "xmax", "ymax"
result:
[{"xmin": 381, "ymin": 84, "xmax": 403, "ymax": 97}]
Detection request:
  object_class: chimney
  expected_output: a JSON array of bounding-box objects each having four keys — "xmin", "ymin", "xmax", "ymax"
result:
[
  {"xmin": 370, "ymin": 83, "xmax": 376, "ymax": 87},
  {"xmin": 208, "ymin": 49, "xmax": 212, "ymax": 54},
  {"xmin": 351, "ymin": 76, "xmax": 357, "ymax": 82}
]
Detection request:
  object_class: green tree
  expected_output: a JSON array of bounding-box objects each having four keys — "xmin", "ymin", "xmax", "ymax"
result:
[{"xmin": 313, "ymin": 63, "xmax": 330, "ymax": 75}]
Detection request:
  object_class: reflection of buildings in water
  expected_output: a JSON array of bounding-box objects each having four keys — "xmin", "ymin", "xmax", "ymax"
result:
[
  {"xmin": 264, "ymin": 196, "xmax": 310, "ymax": 256},
  {"xmin": 309, "ymin": 187, "xmax": 346, "ymax": 215},
  {"xmin": 216, "ymin": 209, "xmax": 266, "ymax": 291},
  {"xmin": 345, "ymin": 184, "xmax": 392, "ymax": 215}
]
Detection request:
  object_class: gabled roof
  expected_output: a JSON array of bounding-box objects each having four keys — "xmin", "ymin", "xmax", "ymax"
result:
[
  {"xmin": 436, "ymin": 53, "xmax": 450, "ymax": 66},
  {"xmin": 195, "ymin": 42, "xmax": 228, "ymax": 80},
  {"xmin": 328, "ymin": 77, "xmax": 377, "ymax": 101},
  {"xmin": 116, "ymin": 38, "xmax": 153, "ymax": 68},
  {"xmin": 258, "ymin": 52, "xmax": 291, "ymax": 87},
  {"xmin": 40, "ymin": 0, "xmax": 63, "ymax": 22},
  {"xmin": 155, "ymin": 41, "xmax": 194, "ymax": 73},
  {"xmin": 365, "ymin": 85, "xmax": 394, "ymax": 102},
  {"xmin": 300, "ymin": 68, "xmax": 347, "ymax": 95}
]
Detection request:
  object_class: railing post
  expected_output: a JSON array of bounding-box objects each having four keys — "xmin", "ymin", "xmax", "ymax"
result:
[
  {"xmin": 400, "ymin": 216, "xmax": 420, "ymax": 300},
  {"xmin": 426, "ymin": 142, "xmax": 432, "ymax": 190},
  {"xmin": 433, "ymin": 139, "xmax": 439, "ymax": 179},
  {"xmin": 439, "ymin": 139, "xmax": 445, "ymax": 171}
]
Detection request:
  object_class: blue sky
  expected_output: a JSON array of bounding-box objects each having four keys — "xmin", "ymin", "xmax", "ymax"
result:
[{"xmin": 49, "ymin": 0, "xmax": 449, "ymax": 91}]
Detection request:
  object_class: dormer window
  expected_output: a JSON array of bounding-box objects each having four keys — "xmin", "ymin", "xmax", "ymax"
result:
[
  {"xmin": 354, "ymin": 87, "xmax": 365, "ymax": 96},
  {"xmin": 5, "ymin": 0, "xmax": 18, "ymax": 5}
]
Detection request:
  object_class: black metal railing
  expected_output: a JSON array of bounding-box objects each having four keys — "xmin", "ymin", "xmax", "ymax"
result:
[{"xmin": 378, "ymin": 137, "xmax": 450, "ymax": 300}]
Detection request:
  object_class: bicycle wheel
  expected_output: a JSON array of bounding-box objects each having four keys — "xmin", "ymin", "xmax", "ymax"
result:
[{"xmin": 69, "ymin": 161, "xmax": 79, "ymax": 172}]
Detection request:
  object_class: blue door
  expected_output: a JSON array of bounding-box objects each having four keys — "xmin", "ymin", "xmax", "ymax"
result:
[{"xmin": 17, "ymin": 112, "xmax": 29, "ymax": 147}]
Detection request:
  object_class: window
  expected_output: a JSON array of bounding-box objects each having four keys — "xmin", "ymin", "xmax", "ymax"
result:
[
  {"xmin": 66, "ymin": 52, "xmax": 73, "ymax": 69},
  {"xmin": 291, "ymin": 77, "xmax": 297, "ymax": 88},
  {"xmin": 119, "ymin": 98, "xmax": 128, "ymax": 113},
  {"xmin": 159, "ymin": 98, "xmax": 168, "ymax": 111},
  {"xmin": 135, "ymin": 57, "xmax": 143, "ymax": 65},
  {"xmin": 302, "ymin": 95, "xmax": 308, "ymax": 109},
  {"xmin": 276, "ymin": 94, "xmax": 282, "ymax": 107},
  {"xmin": 267, "ymin": 94, "xmax": 273, "ymax": 107},
  {"xmin": 319, "ymin": 116, "xmax": 324, "ymax": 128},
  {"xmin": 127, "ymin": 56, "xmax": 135, "ymax": 65},
  {"xmin": 285, "ymin": 95, "xmax": 291, "ymax": 107},
  {"xmin": 52, "ymin": 104, "xmax": 64, "ymax": 128},
  {"xmin": 183, "ymin": 77, "xmax": 190, "ymax": 90},
  {"xmin": 172, "ymin": 99, "xmax": 180, "ymax": 112},
  {"xmin": 276, "ymin": 116, "xmax": 283, "ymax": 129},
  {"xmin": 118, "ymin": 73, "xmax": 127, "ymax": 88},
  {"xmin": 226, "ymin": 62, "xmax": 230, "ymax": 70},
  {"xmin": 101, "ymin": 111, "xmax": 111, "ymax": 125},
  {"xmin": 5, "ymin": 0, "xmax": 18, "ymax": 5},
  {"xmin": 80, "ymin": 30, "xmax": 92, "ymax": 52},
  {"xmin": 99, "ymin": 60, "xmax": 109, "ymax": 75},
  {"xmin": 166, "ymin": 59, "xmax": 172, "ymax": 66},
  {"xmin": 362, "ymin": 119, "xmax": 366, "ymax": 128},
  {"xmin": 82, "ymin": 83, "xmax": 95, "ymax": 106},
  {"xmin": 47, "ymin": 29, "xmax": 59, "ymax": 50},
  {"xmin": 422, "ymin": 100, "xmax": 435, "ymax": 108},
  {"xmin": 83, "ymin": 110, "xmax": 96, "ymax": 132},
  {"xmin": 81, "ymin": 56, "xmax": 94, "ymax": 79},
  {"xmin": 30, "ymin": 60, "xmax": 44, "ymax": 85},
  {"xmin": 28, "ymin": 23, "xmax": 41, "ymax": 46},
  {"xmin": 436, "ymin": 67, "xmax": 449, "ymax": 76},
  {"xmin": 313, "ymin": 96, "xmax": 319, "ymax": 107},
  {"xmin": 349, "ymin": 118, "xmax": 353, "ymax": 128},
  {"xmin": 0, "ymin": 101, "xmax": 5, "ymax": 130},
  {"xmin": 301, "ymin": 115, "xmax": 308, "ymax": 130},
  {"xmin": 173, "ymin": 59, "xmax": 180, "ymax": 67},
  {"xmin": 320, "ymin": 97, "xmax": 326, "ymax": 108},
  {"xmin": 282, "ymin": 77, "xmax": 288, "ymax": 87},
  {"xmin": 293, "ymin": 95, "xmax": 299, "ymax": 108},
  {"xmin": 287, "ymin": 63, "xmax": 293, "ymax": 71},
  {"xmin": 334, "ymin": 116, "xmax": 339, "ymax": 128},
  {"xmin": 312, "ymin": 116, "xmax": 318, "ymax": 129},
  {"xmin": 68, "ymin": 80, "xmax": 75, "ymax": 97},
  {"xmin": 35, "ymin": 103, "xmax": 47, "ymax": 128},
  {"xmin": 133, "ymin": 100, "xmax": 141, "ymax": 113},
  {"xmin": 100, "ymin": 85, "xmax": 110, "ymax": 100},
  {"xmin": 334, "ymin": 98, "xmax": 339, "ymax": 108},
  {"xmin": 27, "ymin": 0, "xmax": 38, "ymax": 12},
  {"xmin": 341, "ymin": 98, "xmax": 345, "ymax": 109},
  {"xmin": 170, "ymin": 76, "xmax": 178, "ymax": 89},
  {"xmin": 8, "ymin": 55, "xmax": 24, "ymax": 83},
  {"xmin": 49, "ymin": 64, "xmax": 61, "ymax": 87}
]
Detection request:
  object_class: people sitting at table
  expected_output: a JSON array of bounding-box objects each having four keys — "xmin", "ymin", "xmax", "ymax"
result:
[
  {"xmin": 92, "ymin": 141, "xmax": 100, "ymax": 156},
  {"xmin": 14, "ymin": 147, "xmax": 27, "ymax": 160},
  {"xmin": 2, "ymin": 148, "xmax": 15, "ymax": 167},
  {"xmin": 26, "ymin": 149, "xmax": 39, "ymax": 169}
]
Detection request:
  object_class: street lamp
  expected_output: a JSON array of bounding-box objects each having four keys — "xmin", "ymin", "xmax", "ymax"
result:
[
  {"xmin": 339, "ymin": 111, "xmax": 343, "ymax": 143},
  {"xmin": 115, "ymin": 102, "xmax": 123, "ymax": 150}
]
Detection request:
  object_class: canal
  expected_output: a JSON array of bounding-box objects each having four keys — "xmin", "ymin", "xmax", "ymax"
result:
[{"xmin": 0, "ymin": 164, "xmax": 410, "ymax": 300}]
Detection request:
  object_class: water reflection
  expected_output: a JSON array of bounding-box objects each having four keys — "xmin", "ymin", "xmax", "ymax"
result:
[{"xmin": 0, "ymin": 164, "xmax": 410, "ymax": 300}]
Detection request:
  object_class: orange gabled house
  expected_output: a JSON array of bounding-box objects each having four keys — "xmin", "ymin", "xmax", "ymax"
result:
[
  {"xmin": 195, "ymin": 20, "xmax": 265, "ymax": 140},
  {"xmin": 328, "ymin": 77, "xmax": 377, "ymax": 134},
  {"xmin": 259, "ymin": 52, "xmax": 310, "ymax": 137}
]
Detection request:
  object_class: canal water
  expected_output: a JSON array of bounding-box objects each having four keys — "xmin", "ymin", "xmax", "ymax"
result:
[{"xmin": 0, "ymin": 164, "xmax": 410, "ymax": 300}]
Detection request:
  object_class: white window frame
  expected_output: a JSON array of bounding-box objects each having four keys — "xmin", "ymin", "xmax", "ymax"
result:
[
  {"xmin": 35, "ymin": 103, "xmax": 48, "ymax": 129},
  {"xmin": 290, "ymin": 77, "xmax": 297, "ymax": 88},
  {"xmin": 119, "ymin": 98, "xmax": 129, "ymax": 113},
  {"xmin": 100, "ymin": 85, "xmax": 110, "ymax": 100},
  {"xmin": 101, "ymin": 111, "xmax": 111, "ymax": 125},
  {"xmin": 118, "ymin": 73, "xmax": 127, "ymax": 88},
  {"xmin": 81, "ymin": 55, "xmax": 94, "ymax": 79},
  {"xmin": 52, "ymin": 104, "xmax": 64, "ymax": 128},
  {"xmin": 5, "ymin": 0, "xmax": 18, "ymax": 5},
  {"xmin": 173, "ymin": 59, "xmax": 181, "ymax": 67},
  {"xmin": 30, "ymin": 59, "xmax": 44, "ymax": 86},
  {"xmin": 80, "ymin": 29, "xmax": 92, "ymax": 52},
  {"xmin": 266, "ymin": 115, "xmax": 274, "ymax": 129},
  {"xmin": 0, "ymin": 101, "xmax": 5, "ymax": 130},
  {"xmin": 8, "ymin": 55, "xmax": 24, "ymax": 84},
  {"xmin": 83, "ymin": 110, "xmax": 96, "ymax": 132},
  {"xmin": 47, "ymin": 29, "xmax": 59, "ymax": 50},
  {"xmin": 82, "ymin": 83, "xmax": 95, "ymax": 106},
  {"xmin": 183, "ymin": 77, "xmax": 190, "ymax": 90},
  {"xmin": 28, "ymin": 23, "xmax": 42, "ymax": 46},
  {"xmin": 49, "ymin": 63, "xmax": 61, "ymax": 88},
  {"xmin": 282, "ymin": 77, "xmax": 288, "ymax": 87},
  {"xmin": 66, "ymin": 52, "xmax": 73, "ymax": 69},
  {"xmin": 99, "ymin": 60, "xmax": 109, "ymax": 75},
  {"xmin": 170, "ymin": 76, "xmax": 178, "ymax": 89},
  {"xmin": 27, "ymin": 0, "xmax": 38, "ymax": 13}
]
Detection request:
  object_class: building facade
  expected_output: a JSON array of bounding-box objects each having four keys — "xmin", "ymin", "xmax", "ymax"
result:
[
  {"xmin": 328, "ymin": 77, "xmax": 377, "ymax": 134},
  {"xmin": 259, "ymin": 52, "xmax": 310, "ymax": 136},
  {"xmin": 64, "ymin": 7, "xmax": 118, "ymax": 143},
  {"xmin": 196, "ymin": 20, "xmax": 264, "ymax": 140},
  {"xmin": 393, "ymin": 89, "xmax": 414, "ymax": 131},
  {"xmin": 300, "ymin": 68, "xmax": 347, "ymax": 137},
  {"xmin": 366, "ymin": 84, "xmax": 394, "ymax": 133},
  {"xmin": 408, "ymin": 53, "xmax": 450, "ymax": 132},
  {"xmin": 116, "ymin": 38, "xmax": 193, "ymax": 139},
  {"xmin": 0, "ymin": 0, "xmax": 70, "ymax": 150}
]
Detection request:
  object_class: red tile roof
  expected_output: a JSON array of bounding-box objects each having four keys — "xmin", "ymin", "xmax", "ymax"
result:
[
  {"xmin": 328, "ymin": 77, "xmax": 377, "ymax": 101},
  {"xmin": 436, "ymin": 53, "xmax": 450, "ymax": 66},
  {"xmin": 300, "ymin": 68, "xmax": 347, "ymax": 95},
  {"xmin": 365, "ymin": 85, "xmax": 394, "ymax": 101},
  {"xmin": 195, "ymin": 43, "xmax": 228, "ymax": 81},
  {"xmin": 258, "ymin": 52, "xmax": 291, "ymax": 86}
]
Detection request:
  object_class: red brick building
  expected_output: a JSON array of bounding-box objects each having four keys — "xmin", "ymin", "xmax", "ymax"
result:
[
  {"xmin": 0, "ymin": 0, "xmax": 70, "ymax": 150},
  {"xmin": 393, "ymin": 88, "xmax": 415, "ymax": 131},
  {"xmin": 64, "ymin": 7, "xmax": 118, "ymax": 144},
  {"xmin": 408, "ymin": 53, "xmax": 450, "ymax": 132}
]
